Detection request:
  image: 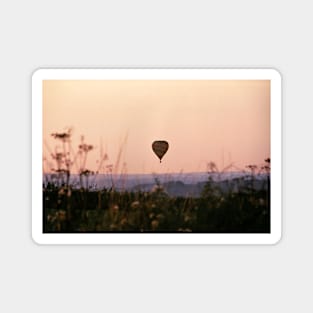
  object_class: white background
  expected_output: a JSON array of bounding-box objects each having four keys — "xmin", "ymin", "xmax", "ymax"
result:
[{"xmin": 0, "ymin": 1, "xmax": 310, "ymax": 312}]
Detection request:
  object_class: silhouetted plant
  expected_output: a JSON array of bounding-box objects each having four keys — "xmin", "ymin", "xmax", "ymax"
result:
[{"xmin": 44, "ymin": 129, "xmax": 270, "ymax": 233}]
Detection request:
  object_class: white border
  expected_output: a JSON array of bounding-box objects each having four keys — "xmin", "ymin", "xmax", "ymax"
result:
[{"xmin": 32, "ymin": 68, "xmax": 282, "ymax": 245}]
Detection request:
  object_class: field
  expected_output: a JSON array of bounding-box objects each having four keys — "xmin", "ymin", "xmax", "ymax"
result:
[
  {"xmin": 43, "ymin": 172, "xmax": 270, "ymax": 233},
  {"xmin": 43, "ymin": 130, "xmax": 270, "ymax": 233}
]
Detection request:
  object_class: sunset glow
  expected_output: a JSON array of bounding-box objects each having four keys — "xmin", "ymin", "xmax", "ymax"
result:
[{"xmin": 43, "ymin": 80, "xmax": 270, "ymax": 174}]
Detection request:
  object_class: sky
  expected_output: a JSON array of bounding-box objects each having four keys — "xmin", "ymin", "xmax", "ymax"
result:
[{"xmin": 43, "ymin": 80, "xmax": 270, "ymax": 174}]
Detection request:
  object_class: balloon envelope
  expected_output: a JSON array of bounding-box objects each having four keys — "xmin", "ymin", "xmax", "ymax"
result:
[{"xmin": 152, "ymin": 141, "xmax": 169, "ymax": 162}]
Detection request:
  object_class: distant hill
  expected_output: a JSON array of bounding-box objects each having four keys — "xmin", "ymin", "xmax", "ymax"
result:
[
  {"xmin": 132, "ymin": 178, "xmax": 268, "ymax": 197},
  {"xmin": 43, "ymin": 172, "xmax": 269, "ymax": 197}
]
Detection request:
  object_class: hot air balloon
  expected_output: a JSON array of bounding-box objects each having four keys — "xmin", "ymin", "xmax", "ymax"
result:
[{"xmin": 152, "ymin": 140, "xmax": 169, "ymax": 163}]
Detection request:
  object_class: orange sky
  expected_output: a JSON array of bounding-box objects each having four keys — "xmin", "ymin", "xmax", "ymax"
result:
[{"xmin": 43, "ymin": 80, "xmax": 270, "ymax": 174}]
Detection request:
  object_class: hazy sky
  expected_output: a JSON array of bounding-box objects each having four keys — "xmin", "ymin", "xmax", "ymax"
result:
[{"xmin": 43, "ymin": 80, "xmax": 270, "ymax": 174}]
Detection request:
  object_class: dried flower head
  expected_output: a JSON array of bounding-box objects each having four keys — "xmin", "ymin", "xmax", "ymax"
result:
[{"xmin": 79, "ymin": 143, "xmax": 93, "ymax": 152}]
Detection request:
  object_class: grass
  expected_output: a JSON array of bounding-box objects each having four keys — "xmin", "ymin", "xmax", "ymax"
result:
[{"xmin": 43, "ymin": 129, "xmax": 270, "ymax": 233}]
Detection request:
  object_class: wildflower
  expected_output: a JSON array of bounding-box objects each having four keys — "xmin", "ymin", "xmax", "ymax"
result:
[
  {"xmin": 152, "ymin": 184, "xmax": 163, "ymax": 193},
  {"xmin": 120, "ymin": 218, "xmax": 127, "ymax": 225},
  {"xmin": 151, "ymin": 220, "xmax": 159, "ymax": 230},
  {"xmin": 51, "ymin": 130, "xmax": 71, "ymax": 141},
  {"xmin": 156, "ymin": 213, "xmax": 165, "ymax": 222},
  {"xmin": 79, "ymin": 169, "xmax": 94, "ymax": 176},
  {"xmin": 110, "ymin": 204, "xmax": 119, "ymax": 212},
  {"xmin": 131, "ymin": 201, "xmax": 140, "ymax": 209},
  {"xmin": 57, "ymin": 210, "xmax": 67, "ymax": 222},
  {"xmin": 207, "ymin": 161, "xmax": 218, "ymax": 173},
  {"xmin": 184, "ymin": 215, "xmax": 191, "ymax": 222},
  {"xmin": 79, "ymin": 143, "xmax": 93, "ymax": 152}
]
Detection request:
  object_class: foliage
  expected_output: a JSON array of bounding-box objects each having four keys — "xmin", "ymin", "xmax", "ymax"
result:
[
  {"xmin": 43, "ymin": 172, "xmax": 270, "ymax": 233},
  {"xmin": 43, "ymin": 129, "xmax": 270, "ymax": 233}
]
